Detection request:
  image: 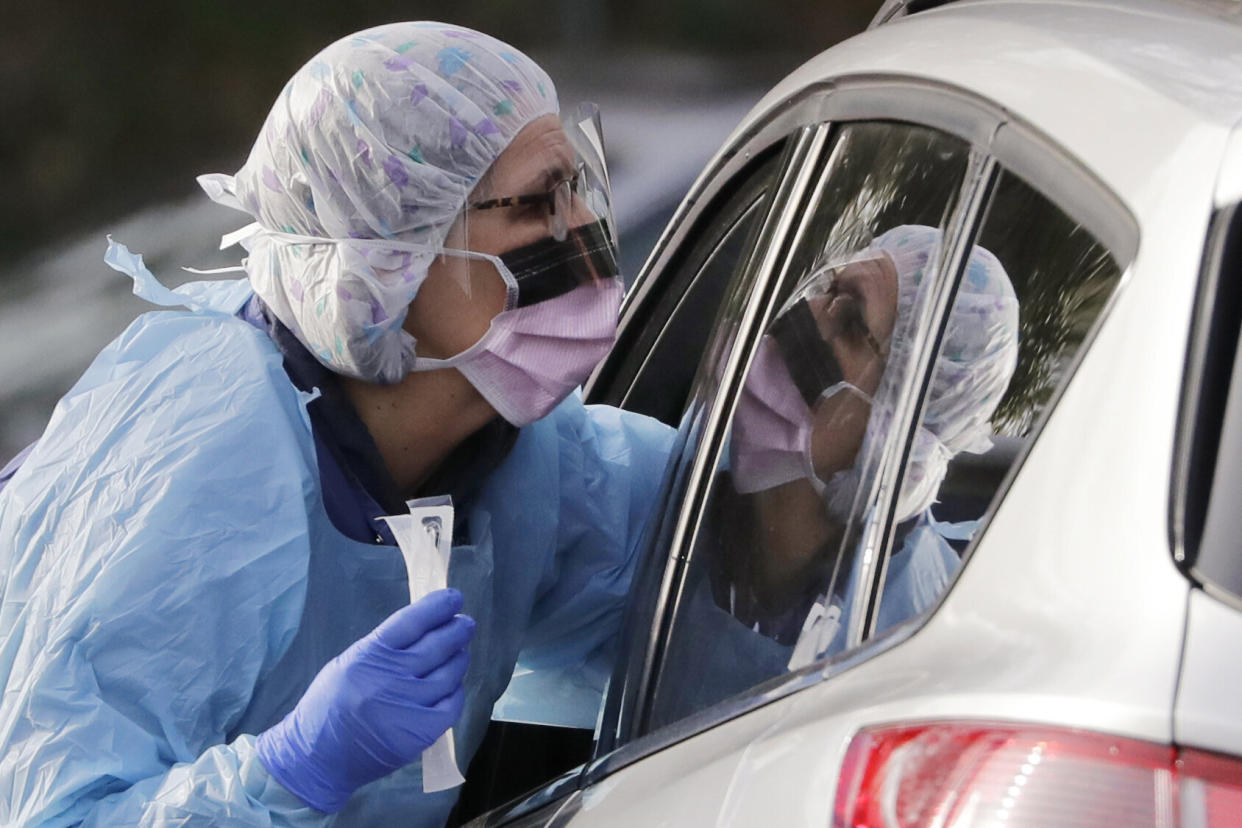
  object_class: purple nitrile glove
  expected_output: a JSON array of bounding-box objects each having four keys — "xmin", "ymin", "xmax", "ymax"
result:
[{"xmin": 256, "ymin": 588, "xmax": 475, "ymax": 812}]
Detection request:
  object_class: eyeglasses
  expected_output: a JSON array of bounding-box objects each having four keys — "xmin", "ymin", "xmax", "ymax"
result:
[
  {"xmin": 468, "ymin": 170, "xmax": 581, "ymax": 215},
  {"xmin": 468, "ymin": 166, "xmax": 584, "ymax": 241}
]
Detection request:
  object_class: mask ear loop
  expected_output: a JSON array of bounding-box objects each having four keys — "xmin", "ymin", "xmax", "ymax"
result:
[
  {"xmin": 443, "ymin": 208, "xmax": 473, "ymax": 302},
  {"xmin": 461, "ymin": 207, "xmax": 473, "ymax": 301}
]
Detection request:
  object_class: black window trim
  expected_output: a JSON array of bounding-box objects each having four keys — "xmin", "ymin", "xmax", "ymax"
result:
[
  {"xmin": 587, "ymin": 143, "xmax": 804, "ymax": 756},
  {"xmin": 463, "ymin": 766, "xmax": 582, "ymax": 827},
  {"xmin": 621, "ymin": 124, "xmax": 833, "ymax": 735},
  {"xmin": 1172, "ymin": 197, "xmax": 1242, "ymax": 609},
  {"xmin": 592, "ymin": 151, "xmax": 784, "ymax": 417},
  {"xmin": 1171, "ymin": 119, "xmax": 1242, "ymax": 607}
]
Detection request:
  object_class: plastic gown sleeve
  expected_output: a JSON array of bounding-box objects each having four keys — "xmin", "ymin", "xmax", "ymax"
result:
[
  {"xmin": 492, "ymin": 395, "xmax": 676, "ymax": 728},
  {"xmin": 0, "ymin": 308, "xmax": 330, "ymax": 827}
]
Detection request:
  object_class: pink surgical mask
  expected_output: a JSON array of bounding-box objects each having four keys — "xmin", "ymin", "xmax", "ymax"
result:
[
  {"xmin": 409, "ymin": 219, "xmax": 623, "ymax": 426},
  {"xmin": 458, "ymin": 280, "xmax": 622, "ymax": 426},
  {"xmin": 730, "ymin": 335, "xmax": 817, "ymax": 494},
  {"xmin": 730, "ymin": 334, "xmax": 872, "ymax": 495}
]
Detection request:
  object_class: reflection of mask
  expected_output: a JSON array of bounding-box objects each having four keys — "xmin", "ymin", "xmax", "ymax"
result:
[
  {"xmin": 730, "ymin": 335, "xmax": 816, "ymax": 495},
  {"xmin": 769, "ymin": 296, "xmax": 844, "ymax": 405},
  {"xmin": 733, "ymin": 265, "xmax": 894, "ymax": 494},
  {"xmin": 414, "ymin": 219, "xmax": 622, "ymax": 426},
  {"xmin": 730, "ymin": 330, "xmax": 870, "ymax": 495}
]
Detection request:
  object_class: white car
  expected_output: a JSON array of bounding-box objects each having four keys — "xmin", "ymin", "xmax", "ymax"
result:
[{"xmin": 453, "ymin": 0, "xmax": 1242, "ymax": 825}]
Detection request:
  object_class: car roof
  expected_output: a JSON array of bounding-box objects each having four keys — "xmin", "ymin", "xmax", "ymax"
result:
[{"xmin": 737, "ymin": 0, "xmax": 1242, "ymax": 222}]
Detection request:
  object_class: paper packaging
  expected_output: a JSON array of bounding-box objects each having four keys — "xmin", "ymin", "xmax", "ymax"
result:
[{"xmin": 382, "ymin": 495, "xmax": 467, "ymax": 793}]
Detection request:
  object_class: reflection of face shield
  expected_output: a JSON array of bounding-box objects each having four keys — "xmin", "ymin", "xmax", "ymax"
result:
[
  {"xmin": 729, "ymin": 261, "xmax": 892, "ymax": 496},
  {"xmin": 774, "ymin": 255, "xmax": 893, "ymax": 398}
]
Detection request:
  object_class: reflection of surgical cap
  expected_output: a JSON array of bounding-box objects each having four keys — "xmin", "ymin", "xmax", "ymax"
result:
[
  {"xmin": 852, "ymin": 225, "xmax": 1019, "ymax": 522},
  {"xmin": 198, "ymin": 22, "xmax": 559, "ymax": 381}
]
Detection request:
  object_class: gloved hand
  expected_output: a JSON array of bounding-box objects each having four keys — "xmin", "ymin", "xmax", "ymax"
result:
[{"xmin": 256, "ymin": 588, "xmax": 475, "ymax": 813}]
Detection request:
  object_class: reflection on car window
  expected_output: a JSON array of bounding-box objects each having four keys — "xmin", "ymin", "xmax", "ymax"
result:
[
  {"xmin": 646, "ymin": 121, "xmax": 972, "ymax": 730},
  {"xmin": 595, "ymin": 148, "xmax": 783, "ymax": 425},
  {"xmin": 875, "ymin": 168, "xmax": 1121, "ymax": 635}
]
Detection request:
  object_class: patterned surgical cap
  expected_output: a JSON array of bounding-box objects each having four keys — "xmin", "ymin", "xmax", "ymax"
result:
[
  {"xmin": 199, "ymin": 22, "xmax": 559, "ymax": 381},
  {"xmin": 862, "ymin": 224, "xmax": 1020, "ymax": 522}
]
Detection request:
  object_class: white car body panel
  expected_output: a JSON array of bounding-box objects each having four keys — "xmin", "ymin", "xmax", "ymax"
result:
[
  {"xmin": 1175, "ymin": 589, "xmax": 1242, "ymax": 756},
  {"xmin": 724, "ymin": 0, "xmax": 1242, "ymax": 234}
]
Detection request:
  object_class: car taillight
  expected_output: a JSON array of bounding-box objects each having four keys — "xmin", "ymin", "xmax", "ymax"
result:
[{"xmin": 833, "ymin": 722, "xmax": 1242, "ymax": 827}]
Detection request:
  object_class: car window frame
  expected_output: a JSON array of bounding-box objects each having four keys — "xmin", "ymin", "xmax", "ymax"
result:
[
  {"xmin": 1173, "ymin": 194, "xmax": 1242, "ymax": 607},
  {"xmin": 594, "ymin": 125, "xmax": 832, "ymax": 752},
  {"xmin": 850, "ymin": 148, "xmax": 1000, "ymax": 644},
  {"xmin": 868, "ymin": 135, "xmax": 1140, "ymax": 650},
  {"xmin": 610, "ymin": 82, "xmax": 1010, "ymax": 760},
  {"xmin": 479, "ymin": 76, "xmax": 1140, "ymax": 826}
]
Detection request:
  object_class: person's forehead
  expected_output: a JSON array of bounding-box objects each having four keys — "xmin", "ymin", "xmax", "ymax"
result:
[
  {"xmin": 837, "ymin": 253, "xmax": 897, "ymax": 286},
  {"xmin": 488, "ymin": 115, "xmax": 575, "ymax": 193}
]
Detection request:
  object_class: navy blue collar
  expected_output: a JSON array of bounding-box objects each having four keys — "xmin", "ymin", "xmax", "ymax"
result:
[{"xmin": 239, "ymin": 295, "xmax": 517, "ymax": 544}]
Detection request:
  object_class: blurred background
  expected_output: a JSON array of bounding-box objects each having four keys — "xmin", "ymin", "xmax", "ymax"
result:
[{"xmin": 0, "ymin": 0, "xmax": 878, "ymax": 462}]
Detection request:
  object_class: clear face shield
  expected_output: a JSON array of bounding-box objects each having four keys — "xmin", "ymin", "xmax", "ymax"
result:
[
  {"xmin": 458, "ymin": 102, "xmax": 620, "ymax": 309},
  {"xmin": 208, "ymin": 104, "xmax": 624, "ymax": 382}
]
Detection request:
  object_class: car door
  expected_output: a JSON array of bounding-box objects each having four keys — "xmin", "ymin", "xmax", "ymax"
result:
[{"xmin": 554, "ymin": 88, "xmax": 1138, "ymax": 827}]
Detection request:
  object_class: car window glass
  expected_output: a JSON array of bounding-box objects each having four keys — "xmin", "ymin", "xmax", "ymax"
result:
[
  {"xmin": 875, "ymin": 167, "xmax": 1123, "ymax": 637},
  {"xmin": 592, "ymin": 147, "xmax": 784, "ymax": 425},
  {"xmin": 645, "ymin": 121, "xmax": 973, "ymax": 731}
]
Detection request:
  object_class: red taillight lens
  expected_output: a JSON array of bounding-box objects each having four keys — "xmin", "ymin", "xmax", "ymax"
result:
[
  {"xmin": 833, "ymin": 723, "xmax": 1242, "ymax": 827},
  {"xmin": 1181, "ymin": 748, "xmax": 1242, "ymax": 826}
]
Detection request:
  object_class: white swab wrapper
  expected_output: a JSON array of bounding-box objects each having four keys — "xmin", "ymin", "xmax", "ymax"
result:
[
  {"xmin": 786, "ymin": 599, "xmax": 842, "ymax": 672},
  {"xmin": 382, "ymin": 496, "xmax": 467, "ymax": 793}
]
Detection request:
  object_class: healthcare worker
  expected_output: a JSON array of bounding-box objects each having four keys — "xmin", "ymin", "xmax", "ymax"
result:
[{"xmin": 0, "ymin": 23, "xmax": 674, "ymax": 827}]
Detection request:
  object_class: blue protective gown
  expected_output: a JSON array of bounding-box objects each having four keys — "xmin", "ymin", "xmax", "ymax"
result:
[{"xmin": 0, "ymin": 273, "xmax": 675, "ymax": 826}]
